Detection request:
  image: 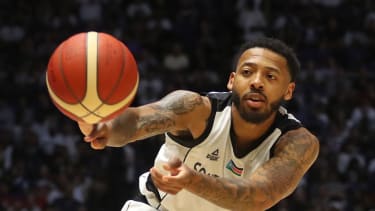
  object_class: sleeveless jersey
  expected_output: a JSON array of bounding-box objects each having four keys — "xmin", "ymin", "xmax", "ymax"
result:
[{"xmin": 140, "ymin": 92, "xmax": 302, "ymax": 211}]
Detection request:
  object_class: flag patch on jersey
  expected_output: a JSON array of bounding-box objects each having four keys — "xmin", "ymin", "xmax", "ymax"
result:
[{"xmin": 226, "ymin": 160, "xmax": 243, "ymax": 176}]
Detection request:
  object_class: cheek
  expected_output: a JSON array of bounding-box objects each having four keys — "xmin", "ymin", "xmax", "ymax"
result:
[
  {"xmin": 233, "ymin": 83, "xmax": 249, "ymax": 95},
  {"xmin": 267, "ymin": 85, "xmax": 288, "ymax": 101},
  {"xmin": 235, "ymin": 77, "xmax": 250, "ymax": 89}
]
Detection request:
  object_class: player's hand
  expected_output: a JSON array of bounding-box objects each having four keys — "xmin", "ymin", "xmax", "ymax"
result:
[
  {"xmin": 150, "ymin": 158, "xmax": 197, "ymax": 195},
  {"xmin": 78, "ymin": 121, "xmax": 110, "ymax": 150}
]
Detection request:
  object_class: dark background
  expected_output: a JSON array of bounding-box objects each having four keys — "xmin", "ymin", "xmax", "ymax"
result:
[{"xmin": 0, "ymin": 0, "xmax": 374, "ymax": 210}]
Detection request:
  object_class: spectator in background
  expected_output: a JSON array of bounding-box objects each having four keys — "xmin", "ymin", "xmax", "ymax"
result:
[
  {"xmin": 126, "ymin": 0, "xmax": 152, "ymax": 18},
  {"xmin": 163, "ymin": 43, "xmax": 190, "ymax": 73},
  {"xmin": 236, "ymin": 0, "xmax": 267, "ymax": 40},
  {"xmin": 79, "ymin": 0, "xmax": 103, "ymax": 26}
]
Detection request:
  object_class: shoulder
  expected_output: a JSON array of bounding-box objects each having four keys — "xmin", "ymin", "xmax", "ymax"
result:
[
  {"xmin": 156, "ymin": 90, "xmax": 211, "ymax": 114},
  {"xmin": 155, "ymin": 90, "xmax": 212, "ymax": 134},
  {"xmin": 273, "ymin": 127, "xmax": 320, "ymax": 169}
]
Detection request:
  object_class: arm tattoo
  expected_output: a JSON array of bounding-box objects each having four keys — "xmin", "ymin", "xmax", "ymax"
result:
[
  {"xmin": 189, "ymin": 174, "xmax": 258, "ymax": 210},
  {"xmin": 250, "ymin": 129, "xmax": 319, "ymax": 203},
  {"xmin": 113, "ymin": 106, "xmax": 176, "ymax": 141},
  {"xmin": 137, "ymin": 91, "xmax": 203, "ymax": 134},
  {"xmin": 187, "ymin": 128, "xmax": 319, "ymax": 210},
  {"xmin": 115, "ymin": 91, "xmax": 204, "ymax": 141},
  {"xmin": 138, "ymin": 111, "xmax": 175, "ymax": 135},
  {"xmin": 158, "ymin": 91, "xmax": 204, "ymax": 115}
]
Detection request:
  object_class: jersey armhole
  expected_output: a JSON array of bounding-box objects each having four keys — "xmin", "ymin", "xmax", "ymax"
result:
[{"xmin": 166, "ymin": 97, "xmax": 217, "ymax": 148}]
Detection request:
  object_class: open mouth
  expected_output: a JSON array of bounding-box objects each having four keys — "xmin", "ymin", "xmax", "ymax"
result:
[
  {"xmin": 244, "ymin": 93, "xmax": 266, "ymax": 108},
  {"xmin": 245, "ymin": 93, "xmax": 266, "ymax": 102}
]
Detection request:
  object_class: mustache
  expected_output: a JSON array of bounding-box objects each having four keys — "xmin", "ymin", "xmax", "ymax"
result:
[{"xmin": 243, "ymin": 88, "xmax": 267, "ymax": 101}]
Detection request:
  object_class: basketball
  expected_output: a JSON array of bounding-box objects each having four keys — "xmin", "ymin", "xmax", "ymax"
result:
[{"xmin": 46, "ymin": 31, "xmax": 139, "ymax": 124}]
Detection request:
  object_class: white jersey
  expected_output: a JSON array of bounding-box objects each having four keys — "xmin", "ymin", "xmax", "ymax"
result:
[{"xmin": 139, "ymin": 92, "xmax": 302, "ymax": 211}]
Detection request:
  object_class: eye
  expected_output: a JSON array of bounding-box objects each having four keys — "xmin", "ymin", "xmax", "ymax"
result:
[
  {"xmin": 267, "ymin": 73, "xmax": 276, "ymax": 80},
  {"xmin": 241, "ymin": 69, "xmax": 253, "ymax": 77}
]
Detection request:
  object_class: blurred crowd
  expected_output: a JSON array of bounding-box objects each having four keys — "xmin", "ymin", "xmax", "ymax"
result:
[{"xmin": 0, "ymin": 0, "xmax": 374, "ymax": 210}]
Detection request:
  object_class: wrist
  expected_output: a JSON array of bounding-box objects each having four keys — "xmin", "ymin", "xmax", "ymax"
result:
[
  {"xmin": 107, "ymin": 119, "xmax": 131, "ymax": 147},
  {"xmin": 185, "ymin": 169, "xmax": 202, "ymax": 191}
]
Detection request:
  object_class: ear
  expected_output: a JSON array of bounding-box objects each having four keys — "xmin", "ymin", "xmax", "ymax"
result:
[
  {"xmin": 227, "ymin": 72, "xmax": 236, "ymax": 90},
  {"xmin": 284, "ymin": 82, "xmax": 295, "ymax": 101}
]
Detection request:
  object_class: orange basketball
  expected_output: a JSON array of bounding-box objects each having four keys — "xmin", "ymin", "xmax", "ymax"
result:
[{"xmin": 46, "ymin": 31, "xmax": 139, "ymax": 124}]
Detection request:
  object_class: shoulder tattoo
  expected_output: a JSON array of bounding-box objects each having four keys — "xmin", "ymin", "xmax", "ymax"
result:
[
  {"xmin": 253, "ymin": 128, "xmax": 319, "ymax": 199},
  {"xmin": 136, "ymin": 91, "xmax": 204, "ymax": 135},
  {"xmin": 137, "ymin": 112, "xmax": 175, "ymax": 134},
  {"xmin": 158, "ymin": 91, "xmax": 204, "ymax": 115},
  {"xmin": 275, "ymin": 128, "xmax": 320, "ymax": 167}
]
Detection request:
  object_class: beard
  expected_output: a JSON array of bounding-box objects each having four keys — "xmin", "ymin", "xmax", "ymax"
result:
[{"xmin": 232, "ymin": 89, "xmax": 284, "ymax": 124}]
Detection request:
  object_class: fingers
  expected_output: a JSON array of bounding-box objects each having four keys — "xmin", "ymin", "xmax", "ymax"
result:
[
  {"xmin": 163, "ymin": 158, "xmax": 182, "ymax": 176},
  {"xmin": 150, "ymin": 167, "xmax": 183, "ymax": 195},
  {"xmin": 168, "ymin": 157, "xmax": 182, "ymax": 168},
  {"xmin": 80, "ymin": 122, "xmax": 108, "ymax": 150},
  {"xmin": 78, "ymin": 121, "xmax": 96, "ymax": 136},
  {"xmin": 90, "ymin": 138, "xmax": 107, "ymax": 150}
]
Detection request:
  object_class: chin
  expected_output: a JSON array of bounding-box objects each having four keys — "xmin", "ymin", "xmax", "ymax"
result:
[{"xmin": 241, "ymin": 109, "xmax": 273, "ymax": 124}]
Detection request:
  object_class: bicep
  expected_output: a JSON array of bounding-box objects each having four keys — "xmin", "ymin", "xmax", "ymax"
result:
[
  {"xmin": 246, "ymin": 128, "xmax": 319, "ymax": 208},
  {"xmin": 130, "ymin": 90, "xmax": 210, "ymax": 138}
]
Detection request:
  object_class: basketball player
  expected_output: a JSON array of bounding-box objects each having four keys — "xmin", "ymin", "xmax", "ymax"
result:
[{"xmin": 79, "ymin": 37, "xmax": 319, "ymax": 211}]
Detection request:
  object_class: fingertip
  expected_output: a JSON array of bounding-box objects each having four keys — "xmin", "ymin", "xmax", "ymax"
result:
[
  {"xmin": 162, "ymin": 164, "xmax": 169, "ymax": 170},
  {"xmin": 150, "ymin": 167, "xmax": 158, "ymax": 174},
  {"xmin": 84, "ymin": 136, "xmax": 92, "ymax": 143},
  {"xmin": 91, "ymin": 140, "xmax": 106, "ymax": 150},
  {"xmin": 149, "ymin": 168, "xmax": 155, "ymax": 176},
  {"xmin": 169, "ymin": 157, "xmax": 182, "ymax": 168}
]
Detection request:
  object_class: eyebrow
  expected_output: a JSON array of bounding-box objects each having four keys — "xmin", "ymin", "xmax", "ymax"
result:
[{"xmin": 240, "ymin": 62, "xmax": 281, "ymax": 74}]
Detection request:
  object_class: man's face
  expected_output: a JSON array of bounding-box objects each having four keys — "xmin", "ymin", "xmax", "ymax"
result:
[{"xmin": 227, "ymin": 48, "xmax": 295, "ymax": 124}]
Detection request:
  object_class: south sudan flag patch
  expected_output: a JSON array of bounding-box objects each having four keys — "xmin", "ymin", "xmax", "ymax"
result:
[{"xmin": 226, "ymin": 160, "xmax": 243, "ymax": 176}]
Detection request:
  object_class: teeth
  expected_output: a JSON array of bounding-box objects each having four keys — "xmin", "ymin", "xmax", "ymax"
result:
[{"xmin": 246, "ymin": 93, "xmax": 265, "ymax": 102}]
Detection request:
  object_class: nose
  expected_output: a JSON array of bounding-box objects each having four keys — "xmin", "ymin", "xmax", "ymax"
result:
[{"xmin": 250, "ymin": 72, "xmax": 264, "ymax": 90}]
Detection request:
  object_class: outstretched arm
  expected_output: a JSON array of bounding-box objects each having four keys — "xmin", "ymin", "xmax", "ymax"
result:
[
  {"xmin": 79, "ymin": 90, "xmax": 211, "ymax": 149},
  {"xmin": 151, "ymin": 127, "xmax": 319, "ymax": 211}
]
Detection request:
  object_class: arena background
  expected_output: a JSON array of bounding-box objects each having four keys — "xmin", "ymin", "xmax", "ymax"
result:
[{"xmin": 0, "ymin": 0, "xmax": 374, "ymax": 210}]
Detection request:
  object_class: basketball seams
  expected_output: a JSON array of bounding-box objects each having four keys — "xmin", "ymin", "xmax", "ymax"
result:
[
  {"xmin": 88, "ymin": 34, "xmax": 126, "ymax": 119},
  {"xmin": 46, "ymin": 72, "xmax": 88, "ymax": 122},
  {"xmin": 98, "ymin": 39, "xmax": 127, "ymax": 105},
  {"xmin": 82, "ymin": 74, "xmax": 139, "ymax": 123},
  {"xmin": 60, "ymin": 35, "xmax": 101, "ymax": 120},
  {"xmin": 75, "ymin": 32, "xmax": 102, "ymax": 118},
  {"xmin": 80, "ymin": 32, "xmax": 106, "ymax": 120},
  {"xmin": 47, "ymin": 31, "xmax": 138, "ymax": 124},
  {"xmin": 95, "ymin": 31, "xmax": 101, "ymax": 103},
  {"xmin": 59, "ymin": 41, "xmax": 81, "ymax": 105},
  {"xmin": 79, "ymin": 32, "xmax": 105, "ymax": 120},
  {"xmin": 79, "ymin": 32, "xmax": 130, "ymax": 121}
]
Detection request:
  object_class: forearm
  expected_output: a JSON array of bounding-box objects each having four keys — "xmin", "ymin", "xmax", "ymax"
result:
[
  {"xmin": 184, "ymin": 129, "xmax": 319, "ymax": 210},
  {"xmin": 107, "ymin": 106, "xmax": 176, "ymax": 147},
  {"xmin": 106, "ymin": 108, "xmax": 140, "ymax": 147},
  {"xmin": 185, "ymin": 173, "xmax": 270, "ymax": 211}
]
